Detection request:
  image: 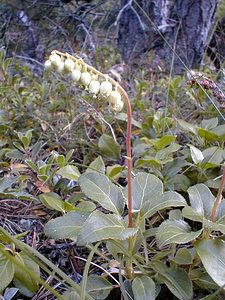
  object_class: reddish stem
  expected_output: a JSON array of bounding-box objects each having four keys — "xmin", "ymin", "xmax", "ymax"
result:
[
  {"xmin": 53, "ymin": 50, "xmax": 133, "ymax": 227},
  {"xmin": 210, "ymin": 167, "xmax": 225, "ymax": 223},
  {"xmin": 121, "ymin": 90, "xmax": 133, "ymax": 228}
]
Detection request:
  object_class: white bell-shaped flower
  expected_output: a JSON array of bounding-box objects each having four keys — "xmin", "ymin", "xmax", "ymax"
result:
[
  {"xmin": 108, "ymin": 91, "xmax": 122, "ymax": 105},
  {"xmin": 80, "ymin": 72, "xmax": 92, "ymax": 86},
  {"xmin": 49, "ymin": 54, "xmax": 61, "ymax": 67},
  {"xmin": 89, "ymin": 80, "xmax": 100, "ymax": 94},
  {"xmin": 71, "ymin": 69, "xmax": 81, "ymax": 82},
  {"xmin": 112, "ymin": 100, "xmax": 124, "ymax": 112},
  {"xmin": 64, "ymin": 58, "xmax": 75, "ymax": 72},
  {"xmin": 44, "ymin": 60, "xmax": 52, "ymax": 70},
  {"xmin": 56, "ymin": 61, "xmax": 65, "ymax": 73},
  {"xmin": 100, "ymin": 81, "xmax": 112, "ymax": 98}
]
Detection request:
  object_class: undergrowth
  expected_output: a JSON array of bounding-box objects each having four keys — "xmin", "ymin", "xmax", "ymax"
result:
[{"xmin": 0, "ymin": 42, "xmax": 224, "ymax": 300}]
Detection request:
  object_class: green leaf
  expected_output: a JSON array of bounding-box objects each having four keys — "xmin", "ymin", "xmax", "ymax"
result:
[
  {"xmin": 201, "ymin": 118, "xmax": 218, "ymax": 130},
  {"xmin": 115, "ymin": 112, "xmax": 142, "ymax": 128},
  {"xmin": 79, "ymin": 172, "xmax": 124, "ymax": 215},
  {"xmin": 190, "ymin": 268, "xmax": 218, "ymax": 291},
  {"xmin": 64, "ymin": 149, "xmax": 73, "ymax": 162},
  {"xmin": 63, "ymin": 290, "xmax": 80, "ymax": 300},
  {"xmin": 107, "ymin": 165, "xmax": 124, "ymax": 180},
  {"xmin": 3, "ymin": 58, "xmax": 11, "ymax": 71},
  {"xmin": 177, "ymin": 119, "xmax": 197, "ymax": 134},
  {"xmin": 163, "ymin": 158, "xmax": 188, "ymax": 178},
  {"xmin": 197, "ymin": 128, "xmax": 219, "ymax": 141},
  {"xmin": 0, "ymin": 139, "xmax": 8, "ymax": 147},
  {"xmin": 26, "ymin": 160, "xmax": 39, "ymax": 172},
  {"xmin": 76, "ymin": 201, "xmax": 96, "ymax": 212},
  {"xmin": 86, "ymin": 275, "xmax": 113, "ymax": 299},
  {"xmin": 106, "ymin": 240, "xmax": 125, "ymax": 261},
  {"xmin": 125, "ymin": 172, "xmax": 163, "ymax": 212},
  {"xmin": 124, "ymin": 173, "xmax": 187, "ymax": 219},
  {"xmin": 56, "ymin": 165, "xmax": 80, "ymax": 181},
  {"xmin": 86, "ymin": 156, "xmax": 105, "ymax": 174},
  {"xmin": 155, "ymin": 143, "xmax": 180, "ymax": 161},
  {"xmin": 0, "ymin": 176, "xmax": 18, "ymax": 192},
  {"xmin": 195, "ymin": 239, "xmax": 225, "ymax": 288},
  {"xmin": 77, "ymin": 210, "xmax": 138, "ymax": 246},
  {"xmin": 0, "ymin": 252, "xmax": 14, "ymax": 292},
  {"xmin": 135, "ymin": 157, "xmax": 162, "ymax": 168},
  {"xmin": 55, "ymin": 155, "xmax": 65, "ymax": 165},
  {"xmin": 132, "ymin": 276, "xmax": 156, "ymax": 300},
  {"xmin": 182, "ymin": 206, "xmax": 203, "ymax": 222},
  {"xmin": 13, "ymin": 252, "xmax": 40, "ymax": 297},
  {"xmin": 156, "ymin": 220, "xmax": 202, "ymax": 248},
  {"xmin": 186, "ymin": 184, "xmax": 215, "ymax": 220},
  {"xmin": 44, "ymin": 211, "xmax": 91, "ymax": 240},
  {"xmin": 154, "ymin": 135, "xmax": 176, "ymax": 150},
  {"xmin": 167, "ymin": 174, "xmax": 191, "ymax": 192},
  {"xmin": 169, "ymin": 209, "xmax": 183, "ymax": 221},
  {"xmin": 171, "ymin": 248, "xmax": 193, "ymax": 265},
  {"xmin": 188, "ymin": 145, "xmax": 204, "ymax": 164},
  {"xmin": 98, "ymin": 134, "xmax": 120, "ymax": 160},
  {"xmin": 202, "ymin": 147, "xmax": 224, "ymax": 166},
  {"xmin": 152, "ymin": 261, "xmax": 193, "ymax": 300},
  {"xmin": 39, "ymin": 192, "xmax": 74, "ymax": 213},
  {"xmin": 212, "ymin": 124, "xmax": 225, "ymax": 137}
]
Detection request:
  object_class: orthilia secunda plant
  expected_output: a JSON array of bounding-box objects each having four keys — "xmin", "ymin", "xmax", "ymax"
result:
[{"xmin": 45, "ymin": 50, "xmax": 133, "ymax": 228}]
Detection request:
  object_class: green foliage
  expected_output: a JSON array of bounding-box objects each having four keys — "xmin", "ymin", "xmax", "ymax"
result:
[
  {"xmin": 132, "ymin": 276, "xmax": 156, "ymax": 300},
  {"xmin": 195, "ymin": 239, "xmax": 225, "ymax": 288},
  {"xmin": 151, "ymin": 261, "xmax": 193, "ymax": 300},
  {"xmin": 79, "ymin": 172, "xmax": 125, "ymax": 215},
  {"xmin": 156, "ymin": 220, "xmax": 202, "ymax": 248}
]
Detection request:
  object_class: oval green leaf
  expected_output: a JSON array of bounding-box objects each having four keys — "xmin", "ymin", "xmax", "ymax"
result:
[
  {"xmin": 152, "ymin": 261, "xmax": 193, "ymax": 300},
  {"xmin": 56, "ymin": 165, "xmax": 80, "ymax": 181},
  {"xmin": 44, "ymin": 211, "xmax": 91, "ymax": 240},
  {"xmin": 98, "ymin": 134, "xmax": 120, "ymax": 160},
  {"xmin": 156, "ymin": 220, "xmax": 202, "ymax": 248},
  {"xmin": 77, "ymin": 210, "xmax": 138, "ymax": 246},
  {"xmin": 79, "ymin": 172, "xmax": 124, "ymax": 215},
  {"xmin": 0, "ymin": 253, "xmax": 14, "ymax": 292},
  {"xmin": 195, "ymin": 239, "xmax": 225, "ymax": 288},
  {"xmin": 132, "ymin": 276, "xmax": 156, "ymax": 300}
]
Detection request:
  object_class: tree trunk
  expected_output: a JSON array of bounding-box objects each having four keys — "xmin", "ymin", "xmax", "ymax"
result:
[
  {"xmin": 117, "ymin": 0, "xmax": 152, "ymax": 63},
  {"xmin": 118, "ymin": 0, "xmax": 219, "ymax": 74},
  {"xmin": 207, "ymin": 16, "xmax": 225, "ymax": 70}
]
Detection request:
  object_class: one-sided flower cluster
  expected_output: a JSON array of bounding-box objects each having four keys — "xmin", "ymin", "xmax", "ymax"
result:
[{"xmin": 44, "ymin": 51, "xmax": 124, "ymax": 112}]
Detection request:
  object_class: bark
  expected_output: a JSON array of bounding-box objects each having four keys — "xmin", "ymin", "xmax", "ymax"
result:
[
  {"xmin": 207, "ymin": 16, "xmax": 225, "ymax": 70},
  {"xmin": 118, "ymin": 0, "xmax": 219, "ymax": 74},
  {"xmin": 117, "ymin": 0, "xmax": 152, "ymax": 63}
]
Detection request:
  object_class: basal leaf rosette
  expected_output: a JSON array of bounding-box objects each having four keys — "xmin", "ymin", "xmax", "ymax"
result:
[{"xmin": 44, "ymin": 50, "xmax": 124, "ymax": 112}]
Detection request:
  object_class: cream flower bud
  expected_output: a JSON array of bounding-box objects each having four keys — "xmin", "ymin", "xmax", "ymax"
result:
[
  {"xmin": 74, "ymin": 62, "xmax": 82, "ymax": 71},
  {"xmin": 71, "ymin": 69, "xmax": 81, "ymax": 82},
  {"xmin": 89, "ymin": 80, "xmax": 100, "ymax": 94},
  {"xmin": 44, "ymin": 60, "xmax": 52, "ymax": 70},
  {"xmin": 56, "ymin": 61, "xmax": 65, "ymax": 73},
  {"xmin": 112, "ymin": 100, "xmax": 124, "ymax": 112},
  {"xmin": 91, "ymin": 74, "xmax": 98, "ymax": 80},
  {"xmin": 80, "ymin": 72, "xmax": 92, "ymax": 86},
  {"xmin": 100, "ymin": 81, "xmax": 112, "ymax": 98},
  {"xmin": 108, "ymin": 91, "xmax": 122, "ymax": 105},
  {"xmin": 49, "ymin": 54, "xmax": 61, "ymax": 67},
  {"xmin": 64, "ymin": 58, "xmax": 75, "ymax": 72}
]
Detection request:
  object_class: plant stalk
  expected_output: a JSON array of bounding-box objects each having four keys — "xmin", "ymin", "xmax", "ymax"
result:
[
  {"xmin": 210, "ymin": 167, "xmax": 225, "ymax": 222},
  {"xmin": 52, "ymin": 50, "xmax": 134, "ymax": 279},
  {"xmin": 53, "ymin": 50, "xmax": 133, "ymax": 227}
]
